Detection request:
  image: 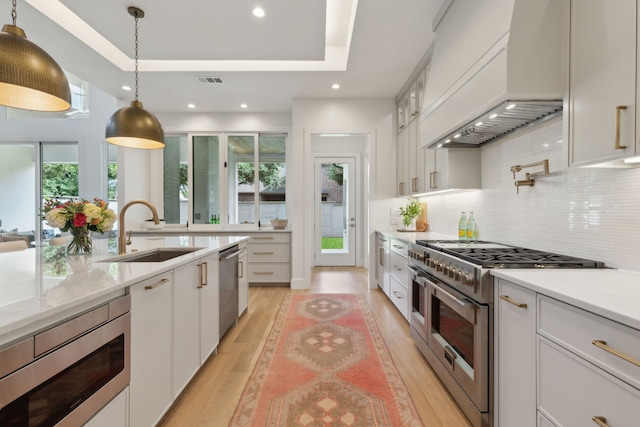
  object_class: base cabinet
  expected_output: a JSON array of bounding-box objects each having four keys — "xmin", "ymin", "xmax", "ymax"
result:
[
  {"xmin": 129, "ymin": 273, "xmax": 173, "ymax": 427},
  {"xmin": 495, "ymin": 278, "xmax": 640, "ymax": 427},
  {"xmin": 375, "ymin": 233, "xmax": 390, "ymax": 295},
  {"xmin": 238, "ymin": 243, "xmax": 248, "ymax": 315},
  {"xmin": 84, "ymin": 387, "xmax": 129, "ymax": 427},
  {"xmin": 495, "ymin": 279, "xmax": 536, "ymax": 427},
  {"xmin": 247, "ymin": 233, "xmax": 290, "ymax": 284}
]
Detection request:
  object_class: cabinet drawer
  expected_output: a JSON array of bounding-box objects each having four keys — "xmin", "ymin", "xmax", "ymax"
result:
[
  {"xmin": 538, "ymin": 295, "xmax": 640, "ymax": 390},
  {"xmin": 538, "ymin": 337, "xmax": 640, "ymax": 426},
  {"xmin": 389, "ymin": 251, "xmax": 408, "ymax": 287},
  {"xmin": 248, "ymin": 263, "xmax": 290, "ymax": 282},
  {"xmin": 389, "ymin": 275, "xmax": 409, "ymax": 319},
  {"xmin": 249, "ymin": 233, "xmax": 290, "ymax": 243},
  {"xmin": 376, "ymin": 232, "xmax": 391, "ymax": 249},
  {"xmin": 248, "ymin": 243, "xmax": 289, "ymax": 263},
  {"xmin": 389, "ymin": 238, "xmax": 408, "ymax": 257}
]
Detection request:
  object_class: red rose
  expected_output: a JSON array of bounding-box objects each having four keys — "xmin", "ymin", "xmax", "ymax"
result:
[{"xmin": 73, "ymin": 212, "xmax": 87, "ymax": 227}]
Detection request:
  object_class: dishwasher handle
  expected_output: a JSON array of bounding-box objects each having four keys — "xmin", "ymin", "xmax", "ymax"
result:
[{"xmin": 221, "ymin": 247, "xmax": 243, "ymax": 260}]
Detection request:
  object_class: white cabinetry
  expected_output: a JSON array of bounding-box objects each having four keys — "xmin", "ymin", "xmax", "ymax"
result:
[
  {"xmin": 495, "ymin": 279, "xmax": 536, "ymax": 427},
  {"xmin": 85, "ymin": 387, "xmax": 129, "ymax": 427},
  {"xmin": 247, "ymin": 233, "xmax": 291, "ymax": 284},
  {"xmin": 388, "ymin": 238, "xmax": 409, "ymax": 320},
  {"xmin": 397, "ymin": 63, "xmax": 430, "ymax": 196},
  {"xmin": 129, "ymin": 272, "xmax": 173, "ymax": 427},
  {"xmin": 173, "ymin": 253, "xmax": 220, "ymax": 397},
  {"xmin": 423, "ymin": 147, "xmax": 481, "ymax": 193},
  {"xmin": 567, "ymin": 0, "xmax": 639, "ymax": 166},
  {"xmin": 495, "ymin": 279, "xmax": 640, "ymax": 427},
  {"xmin": 375, "ymin": 232, "xmax": 390, "ymax": 296},
  {"xmin": 238, "ymin": 242, "xmax": 248, "ymax": 315}
]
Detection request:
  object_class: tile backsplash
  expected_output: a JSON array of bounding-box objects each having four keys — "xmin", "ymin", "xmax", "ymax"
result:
[{"xmin": 423, "ymin": 117, "xmax": 640, "ymax": 272}]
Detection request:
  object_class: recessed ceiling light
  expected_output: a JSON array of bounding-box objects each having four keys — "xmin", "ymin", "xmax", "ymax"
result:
[
  {"xmin": 187, "ymin": 103, "xmax": 195, "ymax": 109},
  {"xmin": 489, "ymin": 113, "xmax": 498, "ymax": 119},
  {"xmin": 475, "ymin": 121, "xmax": 483, "ymax": 126},
  {"xmin": 121, "ymin": 85, "xmax": 131, "ymax": 91},
  {"xmin": 506, "ymin": 103, "xmax": 516, "ymax": 110},
  {"xmin": 453, "ymin": 133, "xmax": 461, "ymax": 139},
  {"xmin": 240, "ymin": 104, "xmax": 248, "ymax": 109},
  {"xmin": 444, "ymin": 139, "xmax": 451, "ymax": 143},
  {"xmin": 253, "ymin": 7, "xmax": 265, "ymax": 17},
  {"xmin": 332, "ymin": 83, "xmax": 340, "ymax": 90}
]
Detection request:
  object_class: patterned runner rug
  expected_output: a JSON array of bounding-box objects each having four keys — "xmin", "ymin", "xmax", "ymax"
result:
[{"xmin": 230, "ymin": 293, "xmax": 424, "ymax": 426}]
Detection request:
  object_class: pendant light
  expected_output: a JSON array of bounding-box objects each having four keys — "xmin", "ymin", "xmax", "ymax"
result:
[
  {"xmin": 0, "ymin": 0, "xmax": 71, "ymax": 111},
  {"xmin": 105, "ymin": 7, "xmax": 164, "ymax": 149}
]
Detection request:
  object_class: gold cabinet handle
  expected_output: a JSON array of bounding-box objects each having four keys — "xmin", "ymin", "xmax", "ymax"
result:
[
  {"xmin": 592, "ymin": 340, "xmax": 640, "ymax": 367},
  {"xmin": 499, "ymin": 295, "xmax": 527, "ymax": 308},
  {"xmin": 144, "ymin": 278, "xmax": 170, "ymax": 290},
  {"xmin": 592, "ymin": 416, "xmax": 609, "ymax": 427},
  {"xmin": 411, "ymin": 177, "xmax": 417, "ymax": 193},
  {"xmin": 429, "ymin": 171, "xmax": 438, "ymax": 189},
  {"xmin": 197, "ymin": 263, "xmax": 205, "ymax": 288},
  {"xmin": 615, "ymin": 105, "xmax": 628, "ymax": 150},
  {"xmin": 203, "ymin": 261, "xmax": 208, "ymax": 286},
  {"xmin": 379, "ymin": 248, "xmax": 384, "ymax": 266},
  {"xmin": 253, "ymin": 236, "xmax": 274, "ymax": 240},
  {"xmin": 253, "ymin": 271, "xmax": 274, "ymax": 275},
  {"xmin": 253, "ymin": 251, "xmax": 274, "ymax": 255},
  {"xmin": 399, "ymin": 181, "xmax": 405, "ymax": 195},
  {"xmin": 238, "ymin": 261, "xmax": 244, "ymax": 278}
]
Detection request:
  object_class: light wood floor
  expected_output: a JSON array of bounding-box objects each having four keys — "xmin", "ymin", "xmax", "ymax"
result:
[{"xmin": 158, "ymin": 267, "xmax": 472, "ymax": 426}]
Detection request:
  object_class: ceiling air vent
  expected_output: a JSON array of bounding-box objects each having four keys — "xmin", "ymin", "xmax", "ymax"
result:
[{"xmin": 196, "ymin": 76, "xmax": 224, "ymax": 84}]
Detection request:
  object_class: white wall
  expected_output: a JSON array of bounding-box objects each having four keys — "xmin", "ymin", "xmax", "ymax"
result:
[
  {"xmin": 291, "ymin": 98, "xmax": 398, "ymax": 289},
  {"xmin": 421, "ymin": 116, "xmax": 640, "ymax": 272},
  {"xmin": 0, "ymin": 86, "xmax": 117, "ymax": 201}
]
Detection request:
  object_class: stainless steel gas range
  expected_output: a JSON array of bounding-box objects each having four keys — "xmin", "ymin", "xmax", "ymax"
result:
[{"xmin": 407, "ymin": 240, "xmax": 603, "ymax": 427}]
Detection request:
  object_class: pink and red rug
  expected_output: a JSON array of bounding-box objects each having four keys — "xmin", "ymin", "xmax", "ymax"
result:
[{"xmin": 230, "ymin": 293, "xmax": 424, "ymax": 426}]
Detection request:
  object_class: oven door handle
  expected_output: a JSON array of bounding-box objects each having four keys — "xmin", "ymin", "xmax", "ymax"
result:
[
  {"xmin": 407, "ymin": 265, "xmax": 427, "ymax": 285},
  {"xmin": 430, "ymin": 281, "xmax": 477, "ymax": 324}
]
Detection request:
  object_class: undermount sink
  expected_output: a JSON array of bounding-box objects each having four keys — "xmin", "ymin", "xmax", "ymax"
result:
[{"xmin": 100, "ymin": 247, "xmax": 203, "ymax": 263}]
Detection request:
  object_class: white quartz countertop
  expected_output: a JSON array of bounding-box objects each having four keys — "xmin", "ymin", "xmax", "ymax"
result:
[
  {"xmin": 491, "ymin": 269, "xmax": 640, "ymax": 331},
  {"xmin": 0, "ymin": 235, "xmax": 249, "ymax": 345}
]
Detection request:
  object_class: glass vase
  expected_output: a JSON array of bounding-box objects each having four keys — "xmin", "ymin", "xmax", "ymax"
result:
[{"xmin": 67, "ymin": 227, "xmax": 92, "ymax": 255}]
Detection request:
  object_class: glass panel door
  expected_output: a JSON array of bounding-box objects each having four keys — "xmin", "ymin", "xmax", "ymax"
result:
[
  {"xmin": 192, "ymin": 135, "xmax": 221, "ymax": 224},
  {"xmin": 0, "ymin": 144, "xmax": 38, "ymax": 241},
  {"xmin": 314, "ymin": 157, "xmax": 356, "ymax": 266}
]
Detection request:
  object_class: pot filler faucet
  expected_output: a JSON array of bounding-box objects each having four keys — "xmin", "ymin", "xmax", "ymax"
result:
[{"xmin": 118, "ymin": 199, "xmax": 159, "ymax": 254}]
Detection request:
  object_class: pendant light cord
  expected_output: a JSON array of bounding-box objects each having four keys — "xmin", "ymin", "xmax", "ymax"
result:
[
  {"xmin": 11, "ymin": 0, "xmax": 17, "ymax": 26},
  {"xmin": 134, "ymin": 10, "xmax": 139, "ymax": 102}
]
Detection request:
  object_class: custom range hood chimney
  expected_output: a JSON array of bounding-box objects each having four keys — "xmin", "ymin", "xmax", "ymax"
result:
[{"xmin": 420, "ymin": 0, "xmax": 563, "ymax": 149}]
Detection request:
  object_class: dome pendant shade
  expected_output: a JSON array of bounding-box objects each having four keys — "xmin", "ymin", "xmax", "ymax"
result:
[
  {"xmin": 0, "ymin": 25, "xmax": 71, "ymax": 111},
  {"xmin": 105, "ymin": 100, "xmax": 165, "ymax": 149}
]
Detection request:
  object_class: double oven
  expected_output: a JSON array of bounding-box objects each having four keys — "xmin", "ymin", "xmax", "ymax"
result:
[{"xmin": 407, "ymin": 240, "xmax": 603, "ymax": 427}]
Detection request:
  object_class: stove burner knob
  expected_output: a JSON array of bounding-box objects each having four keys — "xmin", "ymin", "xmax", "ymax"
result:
[
  {"xmin": 461, "ymin": 274, "xmax": 473, "ymax": 286},
  {"xmin": 453, "ymin": 270, "xmax": 461, "ymax": 281},
  {"xmin": 448, "ymin": 268, "xmax": 456, "ymax": 279},
  {"xmin": 435, "ymin": 262, "xmax": 444, "ymax": 272}
]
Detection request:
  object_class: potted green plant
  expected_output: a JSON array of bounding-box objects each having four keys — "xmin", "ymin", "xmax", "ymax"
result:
[{"xmin": 399, "ymin": 198, "xmax": 422, "ymax": 230}]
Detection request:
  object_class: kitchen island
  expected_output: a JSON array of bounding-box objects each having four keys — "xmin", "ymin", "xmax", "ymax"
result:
[
  {"xmin": 0, "ymin": 234, "xmax": 248, "ymax": 346},
  {"xmin": 0, "ymin": 234, "xmax": 249, "ymax": 427}
]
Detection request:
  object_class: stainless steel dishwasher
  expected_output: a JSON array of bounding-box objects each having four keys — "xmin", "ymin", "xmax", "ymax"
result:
[{"xmin": 219, "ymin": 245, "xmax": 241, "ymax": 338}]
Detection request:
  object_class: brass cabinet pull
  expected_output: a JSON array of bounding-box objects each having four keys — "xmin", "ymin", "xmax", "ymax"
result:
[
  {"xmin": 253, "ymin": 251, "xmax": 274, "ymax": 255},
  {"xmin": 592, "ymin": 340, "xmax": 640, "ymax": 367},
  {"xmin": 202, "ymin": 261, "xmax": 208, "ymax": 286},
  {"xmin": 615, "ymin": 105, "xmax": 628, "ymax": 150},
  {"xmin": 429, "ymin": 171, "xmax": 438, "ymax": 189},
  {"xmin": 238, "ymin": 261, "xmax": 244, "ymax": 278},
  {"xmin": 411, "ymin": 177, "xmax": 417, "ymax": 192},
  {"xmin": 379, "ymin": 248, "xmax": 384, "ymax": 266},
  {"xmin": 144, "ymin": 278, "xmax": 170, "ymax": 290},
  {"xmin": 253, "ymin": 271, "xmax": 274, "ymax": 275},
  {"xmin": 399, "ymin": 181, "xmax": 405, "ymax": 195},
  {"xmin": 592, "ymin": 416, "xmax": 609, "ymax": 427},
  {"xmin": 197, "ymin": 263, "xmax": 204, "ymax": 288},
  {"xmin": 253, "ymin": 236, "xmax": 274, "ymax": 240},
  {"xmin": 499, "ymin": 295, "xmax": 527, "ymax": 309}
]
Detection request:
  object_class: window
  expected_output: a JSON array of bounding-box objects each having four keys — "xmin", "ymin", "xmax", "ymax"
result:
[{"xmin": 162, "ymin": 133, "xmax": 287, "ymax": 227}]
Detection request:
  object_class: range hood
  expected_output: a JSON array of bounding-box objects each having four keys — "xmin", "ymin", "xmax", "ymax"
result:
[{"xmin": 420, "ymin": 0, "xmax": 563, "ymax": 149}]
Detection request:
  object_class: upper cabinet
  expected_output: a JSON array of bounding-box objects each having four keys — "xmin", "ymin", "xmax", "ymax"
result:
[
  {"xmin": 396, "ymin": 63, "xmax": 431, "ymax": 196},
  {"xmin": 566, "ymin": 0, "xmax": 640, "ymax": 166}
]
